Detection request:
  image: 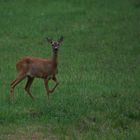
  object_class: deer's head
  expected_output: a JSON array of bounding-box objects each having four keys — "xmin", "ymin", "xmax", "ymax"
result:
[{"xmin": 47, "ymin": 36, "xmax": 64, "ymax": 52}]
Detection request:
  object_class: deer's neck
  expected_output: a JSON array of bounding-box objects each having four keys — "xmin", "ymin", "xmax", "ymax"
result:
[{"xmin": 52, "ymin": 51, "xmax": 58, "ymax": 67}]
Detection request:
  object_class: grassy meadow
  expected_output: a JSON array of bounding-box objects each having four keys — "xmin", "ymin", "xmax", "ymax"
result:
[{"xmin": 0, "ymin": 0, "xmax": 140, "ymax": 139}]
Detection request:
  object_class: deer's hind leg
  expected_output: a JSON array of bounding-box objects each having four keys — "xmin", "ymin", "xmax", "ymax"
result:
[
  {"xmin": 10, "ymin": 79, "xmax": 17, "ymax": 86},
  {"xmin": 25, "ymin": 76, "xmax": 34, "ymax": 100},
  {"xmin": 10, "ymin": 72, "xmax": 26, "ymax": 98}
]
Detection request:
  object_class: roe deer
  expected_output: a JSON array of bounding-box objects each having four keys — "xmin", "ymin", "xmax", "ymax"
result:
[{"xmin": 10, "ymin": 36, "xmax": 63, "ymax": 100}]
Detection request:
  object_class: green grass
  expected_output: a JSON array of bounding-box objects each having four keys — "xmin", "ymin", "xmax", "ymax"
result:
[{"xmin": 0, "ymin": 0, "xmax": 140, "ymax": 139}]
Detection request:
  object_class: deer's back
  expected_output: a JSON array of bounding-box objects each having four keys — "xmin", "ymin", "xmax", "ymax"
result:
[{"xmin": 16, "ymin": 57, "xmax": 56, "ymax": 78}]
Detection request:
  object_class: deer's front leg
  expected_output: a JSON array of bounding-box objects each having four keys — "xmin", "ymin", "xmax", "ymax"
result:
[
  {"xmin": 49, "ymin": 76, "xmax": 59, "ymax": 93},
  {"xmin": 44, "ymin": 78, "xmax": 51, "ymax": 99}
]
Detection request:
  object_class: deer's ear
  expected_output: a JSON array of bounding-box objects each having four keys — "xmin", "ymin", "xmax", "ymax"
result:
[
  {"xmin": 58, "ymin": 36, "xmax": 64, "ymax": 43},
  {"xmin": 47, "ymin": 38, "xmax": 52, "ymax": 44}
]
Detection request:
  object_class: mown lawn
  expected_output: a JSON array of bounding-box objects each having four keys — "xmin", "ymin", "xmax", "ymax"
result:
[{"xmin": 0, "ymin": 0, "xmax": 140, "ymax": 139}]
